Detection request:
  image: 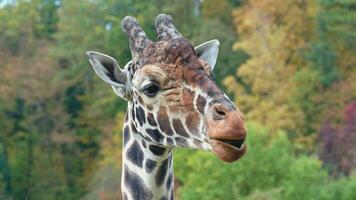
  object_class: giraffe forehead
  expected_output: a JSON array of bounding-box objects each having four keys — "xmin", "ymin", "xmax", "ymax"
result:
[
  {"xmin": 133, "ymin": 65, "xmax": 167, "ymax": 86},
  {"xmin": 145, "ymin": 38, "xmax": 196, "ymax": 65},
  {"xmin": 133, "ymin": 63, "xmax": 187, "ymax": 88}
]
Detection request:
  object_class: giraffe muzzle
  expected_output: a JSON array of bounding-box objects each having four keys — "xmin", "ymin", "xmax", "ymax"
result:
[{"xmin": 207, "ymin": 104, "xmax": 247, "ymax": 162}]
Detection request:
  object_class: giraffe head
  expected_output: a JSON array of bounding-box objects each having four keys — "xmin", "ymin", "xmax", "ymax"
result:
[{"xmin": 87, "ymin": 14, "xmax": 247, "ymax": 162}]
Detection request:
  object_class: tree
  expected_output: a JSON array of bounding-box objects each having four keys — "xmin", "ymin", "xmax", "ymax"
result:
[{"xmin": 224, "ymin": 0, "xmax": 315, "ymax": 134}]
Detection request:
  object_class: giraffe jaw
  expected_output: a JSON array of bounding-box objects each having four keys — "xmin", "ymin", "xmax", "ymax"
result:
[{"xmin": 210, "ymin": 138, "xmax": 247, "ymax": 162}]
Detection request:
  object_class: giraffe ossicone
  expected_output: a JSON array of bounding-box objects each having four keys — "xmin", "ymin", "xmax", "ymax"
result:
[{"xmin": 87, "ymin": 14, "xmax": 247, "ymax": 200}]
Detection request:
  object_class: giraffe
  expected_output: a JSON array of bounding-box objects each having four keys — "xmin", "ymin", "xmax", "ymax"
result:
[{"xmin": 87, "ymin": 14, "xmax": 247, "ymax": 200}]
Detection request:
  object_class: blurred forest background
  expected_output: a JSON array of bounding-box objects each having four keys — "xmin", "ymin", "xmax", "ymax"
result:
[{"xmin": 0, "ymin": 0, "xmax": 355, "ymax": 199}]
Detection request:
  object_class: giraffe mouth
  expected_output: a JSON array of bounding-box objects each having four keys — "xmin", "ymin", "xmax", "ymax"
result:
[
  {"xmin": 210, "ymin": 137, "xmax": 247, "ymax": 162},
  {"xmin": 217, "ymin": 138, "xmax": 245, "ymax": 150}
]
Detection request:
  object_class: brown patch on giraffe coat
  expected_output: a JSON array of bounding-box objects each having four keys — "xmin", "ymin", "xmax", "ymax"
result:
[
  {"xmin": 147, "ymin": 113, "xmax": 157, "ymax": 126},
  {"xmin": 182, "ymin": 88, "xmax": 194, "ymax": 104},
  {"xmin": 157, "ymin": 107, "xmax": 174, "ymax": 136},
  {"xmin": 185, "ymin": 113, "xmax": 200, "ymax": 135},
  {"xmin": 172, "ymin": 119, "xmax": 189, "ymax": 138},
  {"xmin": 173, "ymin": 61, "xmax": 225, "ymax": 104},
  {"xmin": 196, "ymin": 94, "xmax": 207, "ymax": 114}
]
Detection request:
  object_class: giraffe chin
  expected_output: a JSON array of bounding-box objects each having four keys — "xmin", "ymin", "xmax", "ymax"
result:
[{"xmin": 210, "ymin": 139, "xmax": 247, "ymax": 162}]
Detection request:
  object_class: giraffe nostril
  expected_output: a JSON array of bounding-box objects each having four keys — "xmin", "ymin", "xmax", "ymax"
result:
[
  {"xmin": 216, "ymin": 109, "xmax": 225, "ymax": 116},
  {"xmin": 212, "ymin": 104, "xmax": 228, "ymax": 120}
]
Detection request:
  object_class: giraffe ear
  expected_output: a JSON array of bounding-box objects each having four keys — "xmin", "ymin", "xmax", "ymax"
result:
[
  {"xmin": 87, "ymin": 51, "xmax": 129, "ymax": 99},
  {"xmin": 195, "ymin": 39, "xmax": 220, "ymax": 70}
]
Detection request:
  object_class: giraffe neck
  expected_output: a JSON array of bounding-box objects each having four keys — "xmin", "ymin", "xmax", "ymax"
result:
[{"xmin": 121, "ymin": 108, "xmax": 174, "ymax": 200}]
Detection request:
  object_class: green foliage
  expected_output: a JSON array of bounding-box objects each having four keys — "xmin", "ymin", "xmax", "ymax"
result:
[
  {"xmin": 317, "ymin": 0, "xmax": 356, "ymax": 50},
  {"xmin": 0, "ymin": 0, "xmax": 39, "ymax": 54},
  {"xmin": 282, "ymin": 156, "xmax": 327, "ymax": 200},
  {"xmin": 319, "ymin": 175, "xmax": 356, "ymax": 200},
  {"xmin": 306, "ymin": 0, "xmax": 356, "ymax": 87},
  {"xmin": 306, "ymin": 41, "xmax": 339, "ymax": 87},
  {"xmin": 292, "ymin": 68, "xmax": 322, "ymax": 135}
]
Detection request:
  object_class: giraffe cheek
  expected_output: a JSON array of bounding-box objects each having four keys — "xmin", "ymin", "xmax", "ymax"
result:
[
  {"xmin": 185, "ymin": 113, "xmax": 200, "ymax": 135},
  {"xmin": 157, "ymin": 107, "xmax": 174, "ymax": 136},
  {"xmin": 196, "ymin": 94, "xmax": 207, "ymax": 114}
]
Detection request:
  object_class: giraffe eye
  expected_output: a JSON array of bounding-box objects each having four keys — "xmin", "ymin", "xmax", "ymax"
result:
[{"xmin": 142, "ymin": 82, "xmax": 160, "ymax": 97}]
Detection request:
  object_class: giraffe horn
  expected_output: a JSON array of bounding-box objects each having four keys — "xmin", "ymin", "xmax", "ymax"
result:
[
  {"xmin": 155, "ymin": 14, "xmax": 182, "ymax": 41},
  {"xmin": 121, "ymin": 16, "xmax": 153, "ymax": 64}
]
